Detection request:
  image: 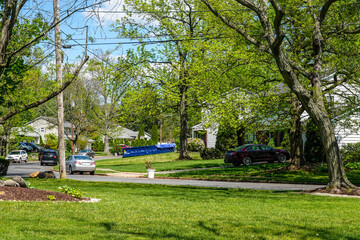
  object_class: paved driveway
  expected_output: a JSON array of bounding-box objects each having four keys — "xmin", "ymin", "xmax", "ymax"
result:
[{"xmin": 5, "ymin": 161, "xmax": 325, "ymax": 191}]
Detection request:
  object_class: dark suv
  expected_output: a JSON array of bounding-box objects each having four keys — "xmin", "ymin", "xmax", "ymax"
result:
[{"xmin": 39, "ymin": 149, "xmax": 58, "ymax": 166}]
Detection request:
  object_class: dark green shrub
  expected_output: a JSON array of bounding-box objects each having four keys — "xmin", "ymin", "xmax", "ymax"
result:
[
  {"xmin": 200, "ymin": 148, "xmax": 223, "ymax": 160},
  {"xmin": 0, "ymin": 157, "xmax": 10, "ymax": 176},
  {"xmin": 304, "ymin": 118, "xmax": 325, "ymax": 163},
  {"xmin": 215, "ymin": 123, "xmax": 238, "ymax": 153},
  {"xmin": 341, "ymin": 142, "xmax": 360, "ymax": 164},
  {"xmin": 187, "ymin": 138, "xmax": 205, "ymax": 152}
]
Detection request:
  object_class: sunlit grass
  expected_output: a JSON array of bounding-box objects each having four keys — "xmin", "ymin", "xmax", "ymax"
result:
[
  {"xmin": 95, "ymin": 152, "xmax": 212, "ymax": 172},
  {"xmin": 162, "ymin": 163, "xmax": 360, "ymax": 185},
  {"xmin": 1, "ymin": 179, "xmax": 359, "ymax": 239}
]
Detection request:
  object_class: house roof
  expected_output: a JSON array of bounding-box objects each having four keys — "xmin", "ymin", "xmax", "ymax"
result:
[
  {"xmin": 111, "ymin": 126, "xmax": 151, "ymax": 139},
  {"xmin": 26, "ymin": 116, "xmax": 72, "ymax": 128}
]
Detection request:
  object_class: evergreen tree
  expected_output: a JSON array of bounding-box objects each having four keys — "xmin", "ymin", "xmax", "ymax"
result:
[
  {"xmin": 150, "ymin": 125, "xmax": 159, "ymax": 145},
  {"xmin": 138, "ymin": 125, "xmax": 145, "ymax": 139}
]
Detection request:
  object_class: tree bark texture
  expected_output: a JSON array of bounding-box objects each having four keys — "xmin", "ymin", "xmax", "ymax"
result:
[
  {"xmin": 289, "ymin": 98, "xmax": 305, "ymax": 167},
  {"xmin": 104, "ymin": 133, "xmax": 110, "ymax": 154},
  {"xmin": 179, "ymin": 83, "xmax": 191, "ymax": 160}
]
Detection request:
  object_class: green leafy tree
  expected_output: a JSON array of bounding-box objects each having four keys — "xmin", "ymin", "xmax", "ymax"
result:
[
  {"xmin": 201, "ymin": 0, "xmax": 360, "ymax": 190},
  {"xmin": 87, "ymin": 53, "xmax": 135, "ymax": 154},
  {"xmin": 113, "ymin": 0, "xmax": 229, "ymax": 160},
  {"xmin": 44, "ymin": 134, "xmax": 58, "ymax": 150}
]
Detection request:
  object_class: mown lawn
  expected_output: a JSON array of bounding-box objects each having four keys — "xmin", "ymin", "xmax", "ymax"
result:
[
  {"xmin": 95, "ymin": 152, "xmax": 226, "ymax": 172},
  {"xmin": 162, "ymin": 162, "xmax": 360, "ymax": 185},
  {"xmin": 1, "ymin": 179, "xmax": 359, "ymax": 239}
]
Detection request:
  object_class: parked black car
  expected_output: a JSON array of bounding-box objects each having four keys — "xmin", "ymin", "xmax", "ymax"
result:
[
  {"xmin": 77, "ymin": 149, "xmax": 95, "ymax": 158},
  {"xmin": 25, "ymin": 142, "xmax": 43, "ymax": 152},
  {"xmin": 39, "ymin": 149, "xmax": 58, "ymax": 166},
  {"xmin": 18, "ymin": 142, "xmax": 33, "ymax": 152},
  {"xmin": 225, "ymin": 144, "xmax": 290, "ymax": 166}
]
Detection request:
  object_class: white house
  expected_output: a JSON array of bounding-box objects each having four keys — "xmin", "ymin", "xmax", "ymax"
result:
[
  {"xmin": 109, "ymin": 126, "xmax": 151, "ymax": 141},
  {"xmin": 192, "ymin": 76, "xmax": 360, "ymax": 150},
  {"xmin": 191, "ymin": 123, "xmax": 217, "ymax": 148},
  {"xmin": 24, "ymin": 116, "xmax": 72, "ymax": 144}
]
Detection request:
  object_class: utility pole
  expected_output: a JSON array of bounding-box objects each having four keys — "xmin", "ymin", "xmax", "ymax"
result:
[{"xmin": 54, "ymin": 0, "xmax": 66, "ymax": 179}]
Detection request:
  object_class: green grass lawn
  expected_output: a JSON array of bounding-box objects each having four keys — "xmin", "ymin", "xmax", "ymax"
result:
[
  {"xmin": 95, "ymin": 152, "xmax": 221, "ymax": 172},
  {"xmin": 1, "ymin": 179, "xmax": 359, "ymax": 239},
  {"xmin": 162, "ymin": 162, "xmax": 360, "ymax": 185}
]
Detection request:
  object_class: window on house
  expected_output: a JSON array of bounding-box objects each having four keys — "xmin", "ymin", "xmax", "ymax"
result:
[{"xmin": 40, "ymin": 127, "xmax": 45, "ymax": 133}]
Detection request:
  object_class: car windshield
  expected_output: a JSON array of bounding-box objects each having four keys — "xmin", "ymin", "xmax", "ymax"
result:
[
  {"xmin": 74, "ymin": 156, "xmax": 91, "ymax": 160},
  {"xmin": 9, "ymin": 151, "xmax": 21, "ymax": 155},
  {"xmin": 80, "ymin": 150, "xmax": 88, "ymax": 152}
]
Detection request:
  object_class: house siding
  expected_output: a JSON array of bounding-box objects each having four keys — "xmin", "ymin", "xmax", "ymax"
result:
[{"xmin": 26, "ymin": 117, "xmax": 71, "ymax": 142}]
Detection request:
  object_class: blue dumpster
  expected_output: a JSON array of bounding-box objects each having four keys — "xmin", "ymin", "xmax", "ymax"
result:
[{"xmin": 122, "ymin": 144, "xmax": 176, "ymax": 158}]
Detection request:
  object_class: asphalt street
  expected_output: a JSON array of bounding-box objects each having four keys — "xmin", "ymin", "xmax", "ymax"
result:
[{"xmin": 5, "ymin": 161, "xmax": 326, "ymax": 191}]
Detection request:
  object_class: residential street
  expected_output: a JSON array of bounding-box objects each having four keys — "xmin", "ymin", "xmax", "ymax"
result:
[{"xmin": 5, "ymin": 161, "xmax": 325, "ymax": 191}]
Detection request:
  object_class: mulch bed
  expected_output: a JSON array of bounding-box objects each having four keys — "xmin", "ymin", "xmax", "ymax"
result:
[{"xmin": 0, "ymin": 186, "xmax": 90, "ymax": 202}]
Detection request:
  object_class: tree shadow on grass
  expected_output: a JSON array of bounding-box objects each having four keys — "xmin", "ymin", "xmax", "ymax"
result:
[{"xmin": 270, "ymin": 222, "xmax": 360, "ymax": 240}]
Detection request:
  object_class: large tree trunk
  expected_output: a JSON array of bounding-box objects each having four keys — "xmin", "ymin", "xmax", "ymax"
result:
[
  {"xmin": 313, "ymin": 112, "xmax": 355, "ymax": 189},
  {"xmin": 178, "ymin": 84, "xmax": 191, "ymax": 160},
  {"xmin": 275, "ymin": 53, "xmax": 356, "ymax": 190},
  {"xmin": 104, "ymin": 133, "xmax": 110, "ymax": 155}
]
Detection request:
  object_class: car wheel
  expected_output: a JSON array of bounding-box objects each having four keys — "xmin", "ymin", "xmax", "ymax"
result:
[
  {"xmin": 90, "ymin": 171, "xmax": 95, "ymax": 175},
  {"xmin": 40, "ymin": 161, "xmax": 43, "ymax": 166},
  {"xmin": 278, "ymin": 154, "xmax": 286, "ymax": 163},
  {"xmin": 80, "ymin": 171, "xmax": 84, "ymax": 175},
  {"xmin": 25, "ymin": 157, "xmax": 28, "ymax": 163},
  {"xmin": 18, "ymin": 158, "xmax": 22, "ymax": 163},
  {"xmin": 69, "ymin": 166, "xmax": 74, "ymax": 174},
  {"xmin": 243, "ymin": 156, "xmax": 252, "ymax": 166}
]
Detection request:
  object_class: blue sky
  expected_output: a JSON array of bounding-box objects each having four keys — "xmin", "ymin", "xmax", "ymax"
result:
[
  {"xmin": 24, "ymin": 0, "xmax": 143, "ymax": 63},
  {"xmin": 57, "ymin": 0, "xmax": 156, "ymax": 63}
]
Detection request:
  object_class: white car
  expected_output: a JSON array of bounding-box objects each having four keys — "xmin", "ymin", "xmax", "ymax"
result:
[{"xmin": 6, "ymin": 150, "xmax": 28, "ymax": 163}]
